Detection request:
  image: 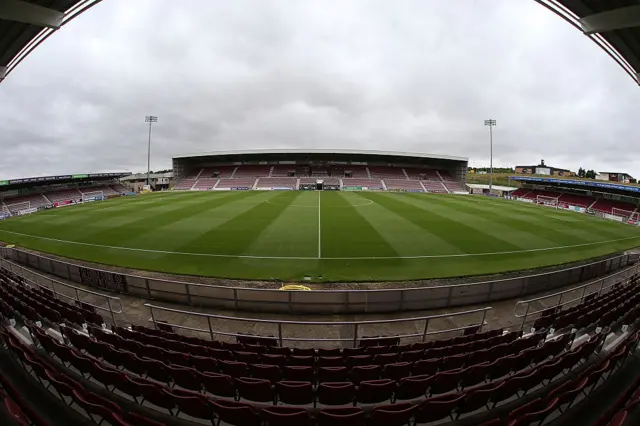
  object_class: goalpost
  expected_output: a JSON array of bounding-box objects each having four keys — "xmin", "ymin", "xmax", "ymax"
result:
[
  {"xmin": 81, "ymin": 191, "xmax": 104, "ymax": 203},
  {"xmin": 536, "ymin": 195, "xmax": 559, "ymax": 209},
  {"xmin": 612, "ymin": 207, "xmax": 636, "ymax": 220},
  {"xmin": 6, "ymin": 201, "xmax": 30, "ymax": 215}
]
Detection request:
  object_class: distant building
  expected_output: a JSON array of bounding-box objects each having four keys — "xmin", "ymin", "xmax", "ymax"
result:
[
  {"xmin": 596, "ymin": 172, "xmax": 634, "ymax": 183},
  {"xmin": 515, "ymin": 160, "xmax": 574, "ymax": 177}
]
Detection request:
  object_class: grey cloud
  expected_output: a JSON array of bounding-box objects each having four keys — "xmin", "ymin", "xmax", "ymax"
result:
[{"xmin": 1, "ymin": 0, "xmax": 639, "ymax": 180}]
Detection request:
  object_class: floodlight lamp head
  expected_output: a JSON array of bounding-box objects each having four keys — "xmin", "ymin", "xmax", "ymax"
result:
[
  {"xmin": 145, "ymin": 116, "xmax": 158, "ymax": 123},
  {"xmin": 484, "ymin": 119, "xmax": 496, "ymax": 126}
]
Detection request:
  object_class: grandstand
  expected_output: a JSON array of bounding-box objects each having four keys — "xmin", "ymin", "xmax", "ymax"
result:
[
  {"xmin": 0, "ymin": 173, "xmax": 129, "ymax": 218},
  {"xmin": 171, "ymin": 149, "xmax": 468, "ymax": 194},
  {"xmin": 510, "ymin": 176, "xmax": 640, "ymax": 223}
]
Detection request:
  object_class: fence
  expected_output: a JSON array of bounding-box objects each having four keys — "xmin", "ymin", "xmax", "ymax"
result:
[
  {"xmin": 0, "ymin": 257, "xmax": 124, "ymax": 326},
  {"xmin": 0, "ymin": 246, "xmax": 637, "ymax": 314},
  {"xmin": 514, "ymin": 263, "xmax": 640, "ymax": 330},
  {"xmin": 144, "ymin": 302, "xmax": 492, "ymax": 348}
]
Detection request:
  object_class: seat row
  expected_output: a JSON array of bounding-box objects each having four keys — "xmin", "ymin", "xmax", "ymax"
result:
[
  {"xmin": 83, "ymin": 328, "xmax": 528, "ymax": 375},
  {"xmin": 0, "ymin": 270, "xmax": 103, "ymax": 326},
  {"xmin": 116, "ymin": 323, "xmax": 502, "ymax": 356},
  {"xmin": 5, "ymin": 323, "xmax": 621, "ymax": 426},
  {"xmin": 534, "ymin": 277, "xmax": 638, "ymax": 331}
]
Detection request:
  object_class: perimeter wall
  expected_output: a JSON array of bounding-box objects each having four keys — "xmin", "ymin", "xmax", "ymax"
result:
[{"xmin": 0, "ymin": 247, "xmax": 637, "ymax": 314}]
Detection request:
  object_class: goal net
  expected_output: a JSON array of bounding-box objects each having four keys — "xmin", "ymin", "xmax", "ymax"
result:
[
  {"xmin": 536, "ymin": 195, "xmax": 559, "ymax": 208},
  {"xmin": 1, "ymin": 203, "xmax": 11, "ymax": 217},
  {"xmin": 612, "ymin": 207, "xmax": 636, "ymax": 220},
  {"xmin": 81, "ymin": 191, "xmax": 104, "ymax": 203},
  {"xmin": 6, "ymin": 201, "xmax": 30, "ymax": 214}
]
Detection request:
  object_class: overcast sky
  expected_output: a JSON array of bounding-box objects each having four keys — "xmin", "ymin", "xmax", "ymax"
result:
[{"xmin": 1, "ymin": 0, "xmax": 638, "ymax": 180}]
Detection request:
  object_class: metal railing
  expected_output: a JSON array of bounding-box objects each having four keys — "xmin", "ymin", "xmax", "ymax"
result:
[
  {"xmin": 144, "ymin": 302, "xmax": 491, "ymax": 348},
  {"xmin": 1, "ymin": 246, "xmax": 637, "ymax": 314},
  {"xmin": 0, "ymin": 257, "xmax": 124, "ymax": 326},
  {"xmin": 514, "ymin": 263, "xmax": 640, "ymax": 330}
]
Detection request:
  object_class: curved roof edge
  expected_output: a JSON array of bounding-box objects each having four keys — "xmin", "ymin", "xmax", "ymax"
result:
[{"xmin": 172, "ymin": 149, "xmax": 468, "ymax": 163}]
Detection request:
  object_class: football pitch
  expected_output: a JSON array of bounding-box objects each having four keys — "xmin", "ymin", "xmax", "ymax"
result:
[{"xmin": 0, "ymin": 191, "xmax": 639, "ymax": 282}]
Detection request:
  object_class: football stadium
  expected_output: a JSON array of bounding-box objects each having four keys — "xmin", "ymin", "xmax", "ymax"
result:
[
  {"xmin": 1, "ymin": 150, "xmax": 640, "ymax": 282},
  {"xmin": 1, "ymin": 1, "xmax": 640, "ymax": 426}
]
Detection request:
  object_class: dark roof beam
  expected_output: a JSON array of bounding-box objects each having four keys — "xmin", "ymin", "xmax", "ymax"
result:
[
  {"xmin": 0, "ymin": 0, "xmax": 64, "ymax": 29},
  {"xmin": 0, "ymin": 66, "xmax": 6, "ymax": 82},
  {"xmin": 580, "ymin": 5, "xmax": 640, "ymax": 34}
]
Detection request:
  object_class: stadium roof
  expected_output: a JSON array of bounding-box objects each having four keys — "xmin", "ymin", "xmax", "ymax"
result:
[
  {"xmin": 536, "ymin": 0, "xmax": 640, "ymax": 85},
  {"xmin": 0, "ymin": 0, "xmax": 102, "ymax": 83},
  {"xmin": 1, "ymin": 2, "xmax": 639, "ymax": 86},
  {"xmin": 172, "ymin": 149, "xmax": 468, "ymax": 163}
]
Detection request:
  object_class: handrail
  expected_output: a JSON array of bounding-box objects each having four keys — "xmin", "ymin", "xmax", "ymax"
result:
[
  {"xmin": 514, "ymin": 263, "xmax": 640, "ymax": 330},
  {"xmin": 144, "ymin": 302, "xmax": 491, "ymax": 348},
  {"xmin": 0, "ymin": 257, "xmax": 124, "ymax": 326}
]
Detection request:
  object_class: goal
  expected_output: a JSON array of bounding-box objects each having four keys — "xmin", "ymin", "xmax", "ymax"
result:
[
  {"xmin": 612, "ymin": 207, "xmax": 639, "ymax": 221},
  {"xmin": 536, "ymin": 195, "xmax": 559, "ymax": 208},
  {"xmin": 1, "ymin": 203, "xmax": 11, "ymax": 217},
  {"xmin": 6, "ymin": 201, "xmax": 30, "ymax": 214},
  {"xmin": 81, "ymin": 191, "xmax": 104, "ymax": 203}
]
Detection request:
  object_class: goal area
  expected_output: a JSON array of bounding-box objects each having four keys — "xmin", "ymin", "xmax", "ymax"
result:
[
  {"xmin": 536, "ymin": 195, "xmax": 559, "ymax": 208},
  {"xmin": 81, "ymin": 191, "xmax": 104, "ymax": 203}
]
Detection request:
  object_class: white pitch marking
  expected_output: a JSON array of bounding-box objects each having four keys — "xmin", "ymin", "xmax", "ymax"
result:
[
  {"xmin": 0, "ymin": 229, "xmax": 638, "ymax": 261},
  {"xmin": 318, "ymin": 191, "xmax": 321, "ymax": 259}
]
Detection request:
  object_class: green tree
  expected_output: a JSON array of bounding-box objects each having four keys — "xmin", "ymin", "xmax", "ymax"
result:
[
  {"xmin": 585, "ymin": 170, "xmax": 597, "ymax": 179},
  {"xmin": 578, "ymin": 168, "xmax": 585, "ymax": 178}
]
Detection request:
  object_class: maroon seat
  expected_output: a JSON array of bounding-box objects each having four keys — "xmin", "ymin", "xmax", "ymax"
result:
[
  {"xmin": 73, "ymin": 389, "xmax": 125, "ymax": 425},
  {"xmin": 170, "ymin": 389, "xmax": 214, "ymax": 422},
  {"xmin": 262, "ymin": 354, "xmax": 287, "ymax": 367},
  {"xmin": 356, "ymin": 379, "xmax": 396, "ymax": 404},
  {"xmin": 350, "ymin": 365, "xmax": 381, "ymax": 385},
  {"xmin": 414, "ymin": 392, "xmax": 464, "ymax": 423},
  {"xmin": 250, "ymin": 364, "xmax": 282, "ymax": 383},
  {"xmin": 282, "ymin": 366, "xmax": 314, "ymax": 382},
  {"xmin": 142, "ymin": 358, "xmax": 172, "ymax": 385},
  {"xmin": 382, "ymin": 362, "xmax": 412, "ymax": 381},
  {"xmin": 460, "ymin": 362, "xmax": 490, "ymax": 389},
  {"xmin": 191, "ymin": 355, "xmax": 218, "ymax": 373},
  {"xmin": 413, "ymin": 358, "xmax": 440, "ymax": 376},
  {"xmin": 318, "ymin": 356, "xmax": 344, "ymax": 367},
  {"xmin": 457, "ymin": 381, "xmax": 502, "ymax": 417},
  {"xmin": 200, "ymin": 372, "xmax": 236, "ymax": 398},
  {"xmin": 218, "ymin": 360, "xmax": 249, "ymax": 378},
  {"xmin": 235, "ymin": 377, "xmax": 275, "ymax": 403},
  {"xmin": 169, "ymin": 365, "xmax": 201, "ymax": 391},
  {"xmin": 276, "ymin": 381, "xmax": 314, "ymax": 406},
  {"xmin": 367, "ymin": 402, "xmax": 415, "ymax": 426},
  {"xmin": 398, "ymin": 350, "xmax": 423, "ymax": 363},
  {"xmin": 288, "ymin": 356, "xmax": 314, "ymax": 367},
  {"xmin": 372, "ymin": 353, "xmax": 399, "ymax": 366},
  {"xmin": 211, "ymin": 399, "xmax": 261, "ymax": 426},
  {"xmin": 262, "ymin": 406, "xmax": 311, "ymax": 426},
  {"xmin": 318, "ymin": 348, "xmax": 341, "ymax": 357},
  {"xmin": 4, "ymin": 397, "xmax": 31, "ymax": 426},
  {"xmin": 441, "ymin": 353, "xmax": 467, "ymax": 371},
  {"xmin": 396, "ymin": 374, "xmax": 431, "ymax": 401},
  {"xmin": 317, "ymin": 382, "xmax": 355, "ymax": 406},
  {"xmin": 318, "ymin": 367, "xmax": 349, "ymax": 383},
  {"xmin": 235, "ymin": 351, "xmax": 261, "ymax": 365},
  {"xmin": 346, "ymin": 355, "xmax": 372, "ymax": 368},
  {"xmin": 429, "ymin": 369, "xmax": 461, "ymax": 395},
  {"xmin": 316, "ymin": 407, "xmax": 365, "ymax": 426}
]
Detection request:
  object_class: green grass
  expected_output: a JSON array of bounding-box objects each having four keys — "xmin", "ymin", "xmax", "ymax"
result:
[{"xmin": 1, "ymin": 190, "xmax": 639, "ymax": 282}]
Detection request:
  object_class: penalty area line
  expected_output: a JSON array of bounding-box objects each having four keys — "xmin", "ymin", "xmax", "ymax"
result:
[{"xmin": 0, "ymin": 229, "xmax": 638, "ymax": 260}]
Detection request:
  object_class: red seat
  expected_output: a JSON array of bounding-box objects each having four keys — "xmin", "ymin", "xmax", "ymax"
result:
[
  {"xmin": 395, "ymin": 374, "xmax": 431, "ymax": 401},
  {"xmin": 318, "ymin": 367, "xmax": 349, "ymax": 383},
  {"xmin": 200, "ymin": 372, "xmax": 236, "ymax": 398},
  {"xmin": 4, "ymin": 397, "xmax": 30, "ymax": 426},
  {"xmin": 356, "ymin": 379, "xmax": 396, "ymax": 404},
  {"xmin": 211, "ymin": 400, "xmax": 261, "ymax": 426},
  {"xmin": 250, "ymin": 364, "xmax": 282, "ymax": 383},
  {"xmin": 262, "ymin": 406, "xmax": 311, "ymax": 426},
  {"xmin": 170, "ymin": 389, "xmax": 214, "ymax": 421},
  {"xmin": 414, "ymin": 392, "xmax": 464, "ymax": 424},
  {"xmin": 367, "ymin": 402, "xmax": 415, "ymax": 426},
  {"xmin": 276, "ymin": 381, "xmax": 314, "ymax": 406},
  {"xmin": 316, "ymin": 407, "xmax": 365, "ymax": 426},
  {"xmin": 235, "ymin": 377, "xmax": 275, "ymax": 403},
  {"xmin": 317, "ymin": 382, "xmax": 355, "ymax": 406}
]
